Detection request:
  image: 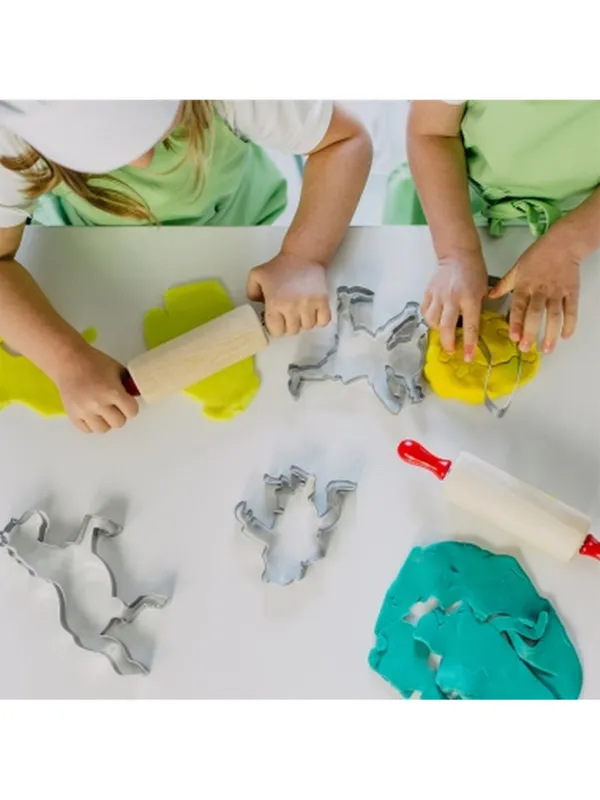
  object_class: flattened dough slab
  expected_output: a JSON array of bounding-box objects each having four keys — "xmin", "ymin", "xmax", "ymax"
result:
[
  {"xmin": 143, "ymin": 280, "xmax": 260, "ymax": 420},
  {"xmin": 369, "ymin": 541, "xmax": 582, "ymax": 700}
]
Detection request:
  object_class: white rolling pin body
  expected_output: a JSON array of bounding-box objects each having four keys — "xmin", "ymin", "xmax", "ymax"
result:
[
  {"xmin": 127, "ymin": 304, "xmax": 268, "ymax": 404},
  {"xmin": 443, "ymin": 452, "xmax": 591, "ymax": 562}
]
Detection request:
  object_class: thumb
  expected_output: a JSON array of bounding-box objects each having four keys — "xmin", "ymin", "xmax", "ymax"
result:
[
  {"xmin": 246, "ymin": 268, "xmax": 264, "ymax": 302},
  {"xmin": 489, "ymin": 267, "xmax": 517, "ymax": 298}
]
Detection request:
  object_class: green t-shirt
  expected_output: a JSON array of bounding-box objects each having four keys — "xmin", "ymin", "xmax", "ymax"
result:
[
  {"xmin": 384, "ymin": 100, "xmax": 600, "ymax": 236},
  {"xmin": 33, "ymin": 115, "xmax": 287, "ymax": 227},
  {"xmin": 462, "ymin": 100, "xmax": 600, "ymax": 235}
]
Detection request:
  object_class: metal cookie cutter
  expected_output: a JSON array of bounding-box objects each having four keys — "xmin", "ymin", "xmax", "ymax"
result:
[
  {"xmin": 235, "ymin": 466, "xmax": 356, "ymax": 586},
  {"xmin": 478, "ymin": 338, "xmax": 523, "ymax": 419},
  {"xmin": 457, "ymin": 276, "xmax": 523, "ymax": 420},
  {"xmin": 0, "ymin": 511, "xmax": 170, "ymax": 676},
  {"xmin": 288, "ymin": 286, "xmax": 429, "ymax": 414}
]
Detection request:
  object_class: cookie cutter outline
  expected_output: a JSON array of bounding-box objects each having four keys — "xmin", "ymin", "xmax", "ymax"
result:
[
  {"xmin": 0, "ymin": 511, "xmax": 170, "ymax": 676},
  {"xmin": 478, "ymin": 338, "xmax": 523, "ymax": 419},
  {"xmin": 234, "ymin": 466, "xmax": 357, "ymax": 586},
  {"xmin": 287, "ymin": 285, "xmax": 429, "ymax": 414},
  {"xmin": 456, "ymin": 277, "xmax": 523, "ymax": 419}
]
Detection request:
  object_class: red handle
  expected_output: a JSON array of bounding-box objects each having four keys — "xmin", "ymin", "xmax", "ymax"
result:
[
  {"xmin": 397, "ymin": 439, "xmax": 453, "ymax": 481},
  {"xmin": 120, "ymin": 369, "xmax": 140, "ymax": 397},
  {"xmin": 579, "ymin": 534, "xmax": 600, "ymax": 561}
]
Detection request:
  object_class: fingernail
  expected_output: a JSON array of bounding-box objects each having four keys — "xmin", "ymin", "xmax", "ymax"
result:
[
  {"xmin": 509, "ymin": 332, "xmax": 520, "ymax": 342},
  {"xmin": 543, "ymin": 342, "xmax": 554, "ymax": 354},
  {"xmin": 464, "ymin": 347, "xmax": 473, "ymax": 363},
  {"xmin": 519, "ymin": 340, "xmax": 530, "ymax": 352}
]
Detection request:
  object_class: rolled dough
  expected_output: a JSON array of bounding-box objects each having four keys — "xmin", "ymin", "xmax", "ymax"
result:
[
  {"xmin": 143, "ymin": 280, "xmax": 261, "ymax": 420},
  {"xmin": 368, "ymin": 541, "xmax": 582, "ymax": 700}
]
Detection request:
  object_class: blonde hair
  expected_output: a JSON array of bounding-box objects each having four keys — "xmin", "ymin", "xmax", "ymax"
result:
[{"xmin": 0, "ymin": 100, "xmax": 214, "ymax": 222}]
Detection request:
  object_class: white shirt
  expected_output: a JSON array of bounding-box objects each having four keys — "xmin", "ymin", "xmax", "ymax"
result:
[{"xmin": 0, "ymin": 100, "xmax": 334, "ymax": 228}]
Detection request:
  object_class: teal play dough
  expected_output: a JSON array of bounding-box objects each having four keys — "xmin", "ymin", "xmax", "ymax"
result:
[{"xmin": 369, "ymin": 541, "xmax": 582, "ymax": 700}]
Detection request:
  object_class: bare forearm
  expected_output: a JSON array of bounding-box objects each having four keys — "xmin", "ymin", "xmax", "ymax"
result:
[
  {"xmin": 0, "ymin": 258, "xmax": 89, "ymax": 379},
  {"xmin": 281, "ymin": 131, "xmax": 372, "ymax": 267},
  {"xmin": 408, "ymin": 132, "xmax": 481, "ymax": 259},
  {"xmin": 545, "ymin": 186, "xmax": 600, "ymax": 261}
]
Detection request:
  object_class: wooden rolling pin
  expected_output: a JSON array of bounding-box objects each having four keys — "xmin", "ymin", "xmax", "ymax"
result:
[
  {"xmin": 397, "ymin": 439, "xmax": 600, "ymax": 563},
  {"xmin": 120, "ymin": 304, "xmax": 268, "ymax": 404}
]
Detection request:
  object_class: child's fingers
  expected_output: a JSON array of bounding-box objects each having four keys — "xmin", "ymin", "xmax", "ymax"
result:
[
  {"xmin": 87, "ymin": 414, "xmax": 110, "ymax": 434},
  {"xmin": 315, "ymin": 301, "xmax": 332, "ymax": 328},
  {"xmin": 562, "ymin": 293, "xmax": 579, "ymax": 339},
  {"xmin": 73, "ymin": 417, "xmax": 92, "ymax": 434},
  {"xmin": 115, "ymin": 391, "xmax": 139, "ymax": 419},
  {"xmin": 283, "ymin": 310, "xmax": 301, "ymax": 336},
  {"xmin": 488, "ymin": 267, "xmax": 516, "ymax": 299},
  {"xmin": 300, "ymin": 306, "xmax": 318, "ymax": 331},
  {"xmin": 264, "ymin": 310, "xmax": 286, "ymax": 337},
  {"xmin": 423, "ymin": 299, "xmax": 442, "ymax": 330},
  {"xmin": 519, "ymin": 292, "xmax": 545, "ymax": 351},
  {"xmin": 542, "ymin": 299, "xmax": 562, "ymax": 354},
  {"xmin": 461, "ymin": 301, "xmax": 481, "ymax": 363},
  {"xmin": 508, "ymin": 291, "xmax": 528, "ymax": 343},
  {"xmin": 421, "ymin": 290, "xmax": 433, "ymax": 317},
  {"xmin": 246, "ymin": 271, "xmax": 263, "ymax": 302},
  {"xmin": 439, "ymin": 304, "xmax": 460, "ymax": 353},
  {"xmin": 103, "ymin": 406, "xmax": 127, "ymax": 429}
]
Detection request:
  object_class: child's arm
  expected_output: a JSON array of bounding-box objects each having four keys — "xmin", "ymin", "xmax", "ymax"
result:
[
  {"xmin": 280, "ymin": 104, "xmax": 373, "ymax": 269},
  {"xmin": 491, "ymin": 187, "xmax": 600, "ymax": 353},
  {"xmin": 0, "ymin": 225, "xmax": 138, "ymax": 431},
  {"xmin": 407, "ymin": 101, "xmax": 488, "ymax": 361},
  {"xmin": 247, "ymin": 104, "xmax": 372, "ymax": 336}
]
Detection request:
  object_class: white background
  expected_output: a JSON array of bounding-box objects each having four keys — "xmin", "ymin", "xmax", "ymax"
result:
[{"xmin": 1, "ymin": 225, "xmax": 599, "ymax": 699}]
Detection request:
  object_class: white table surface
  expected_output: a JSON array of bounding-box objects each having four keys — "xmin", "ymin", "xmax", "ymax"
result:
[{"xmin": 2, "ymin": 226, "xmax": 600, "ymax": 699}]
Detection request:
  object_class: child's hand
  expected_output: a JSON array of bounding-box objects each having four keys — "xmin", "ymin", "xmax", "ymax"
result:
[
  {"xmin": 489, "ymin": 234, "xmax": 580, "ymax": 354},
  {"xmin": 53, "ymin": 346, "xmax": 139, "ymax": 433},
  {"xmin": 421, "ymin": 251, "xmax": 489, "ymax": 361},
  {"xmin": 246, "ymin": 253, "xmax": 331, "ymax": 336}
]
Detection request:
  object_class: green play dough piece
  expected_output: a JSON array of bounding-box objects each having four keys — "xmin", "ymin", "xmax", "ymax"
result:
[{"xmin": 369, "ymin": 541, "xmax": 582, "ymax": 700}]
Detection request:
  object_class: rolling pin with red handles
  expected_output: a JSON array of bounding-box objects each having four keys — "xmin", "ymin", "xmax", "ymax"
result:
[
  {"xmin": 397, "ymin": 439, "xmax": 600, "ymax": 563},
  {"xmin": 120, "ymin": 304, "xmax": 269, "ymax": 404}
]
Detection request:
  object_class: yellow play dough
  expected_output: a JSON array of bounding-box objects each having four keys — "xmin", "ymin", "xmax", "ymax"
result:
[
  {"xmin": 0, "ymin": 328, "xmax": 97, "ymax": 416},
  {"xmin": 424, "ymin": 311, "xmax": 540, "ymax": 404},
  {"xmin": 143, "ymin": 280, "xmax": 260, "ymax": 421}
]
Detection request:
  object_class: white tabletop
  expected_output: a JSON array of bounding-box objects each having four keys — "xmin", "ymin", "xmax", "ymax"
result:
[{"xmin": 2, "ymin": 226, "xmax": 599, "ymax": 699}]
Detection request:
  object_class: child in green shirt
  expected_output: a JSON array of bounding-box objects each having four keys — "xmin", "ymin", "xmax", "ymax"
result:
[
  {"xmin": 0, "ymin": 100, "xmax": 372, "ymax": 433},
  {"xmin": 385, "ymin": 100, "xmax": 600, "ymax": 361}
]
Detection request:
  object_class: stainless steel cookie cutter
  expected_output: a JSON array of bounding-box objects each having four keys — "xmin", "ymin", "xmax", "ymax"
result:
[
  {"xmin": 456, "ymin": 277, "xmax": 523, "ymax": 419},
  {"xmin": 478, "ymin": 338, "xmax": 523, "ymax": 419},
  {"xmin": 235, "ymin": 466, "xmax": 356, "ymax": 586},
  {"xmin": 288, "ymin": 286, "xmax": 429, "ymax": 414},
  {"xmin": 0, "ymin": 511, "xmax": 170, "ymax": 676}
]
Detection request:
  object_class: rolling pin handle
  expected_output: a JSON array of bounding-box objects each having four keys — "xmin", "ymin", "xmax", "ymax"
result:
[
  {"xmin": 578, "ymin": 534, "xmax": 600, "ymax": 560},
  {"xmin": 397, "ymin": 439, "xmax": 453, "ymax": 481},
  {"xmin": 120, "ymin": 369, "xmax": 140, "ymax": 397}
]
